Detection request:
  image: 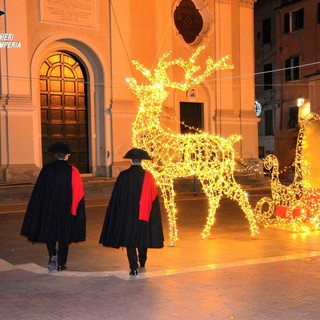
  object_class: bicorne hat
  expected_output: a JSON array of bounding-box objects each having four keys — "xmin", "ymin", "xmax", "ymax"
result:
[
  {"xmin": 48, "ymin": 141, "xmax": 72, "ymax": 154},
  {"xmin": 123, "ymin": 148, "xmax": 152, "ymax": 160}
]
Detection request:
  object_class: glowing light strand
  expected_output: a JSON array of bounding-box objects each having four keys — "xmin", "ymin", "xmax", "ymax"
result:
[
  {"xmin": 127, "ymin": 46, "xmax": 260, "ymax": 244},
  {"xmin": 255, "ymin": 113, "xmax": 320, "ymax": 232}
]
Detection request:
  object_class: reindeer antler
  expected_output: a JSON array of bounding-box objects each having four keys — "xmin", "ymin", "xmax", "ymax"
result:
[{"xmin": 127, "ymin": 45, "xmax": 233, "ymax": 92}]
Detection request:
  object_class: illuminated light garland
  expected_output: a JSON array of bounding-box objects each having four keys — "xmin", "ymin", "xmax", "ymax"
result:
[
  {"xmin": 126, "ymin": 46, "xmax": 260, "ymax": 245},
  {"xmin": 255, "ymin": 113, "xmax": 320, "ymax": 232}
]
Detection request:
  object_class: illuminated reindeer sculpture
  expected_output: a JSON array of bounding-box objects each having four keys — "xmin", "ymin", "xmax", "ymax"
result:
[{"xmin": 127, "ymin": 46, "xmax": 259, "ymax": 245}]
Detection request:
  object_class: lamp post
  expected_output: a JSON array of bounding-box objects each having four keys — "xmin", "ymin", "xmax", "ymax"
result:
[
  {"xmin": 297, "ymin": 96, "xmax": 305, "ymax": 107},
  {"xmin": 298, "ymin": 96, "xmax": 311, "ymax": 120}
]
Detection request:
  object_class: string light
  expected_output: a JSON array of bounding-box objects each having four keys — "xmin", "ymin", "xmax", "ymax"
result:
[
  {"xmin": 255, "ymin": 113, "xmax": 320, "ymax": 232},
  {"xmin": 126, "ymin": 46, "xmax": 260, "ymax": 245}
]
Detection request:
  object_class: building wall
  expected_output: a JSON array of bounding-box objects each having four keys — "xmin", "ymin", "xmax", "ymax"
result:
[
  {"xmin": 275, "ymin": 0, "xmax": 320, "ymax": 172},
  {"xmin": 0, "ymin": 0, "xmax": 259, "ymax": 182},
  {"xmin": 255, "ymin": 0, "xmax": 320, "ymax": 177},
  {"xmin": 254, "ymin": 0, "xmax": 280, "ymax": 159}
]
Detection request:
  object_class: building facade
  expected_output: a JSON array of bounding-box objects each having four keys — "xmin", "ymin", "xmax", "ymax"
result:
[
  {"xmin": 254, "ymin": 0, "xmax": 280, "ymax": 160},
  {"xmin": 255, "ymin": 0, "xmax": 320, "ymax": 174},
  {"xmin": 0, "ymin": 0, "xmax": 258, "ymax": 182}
]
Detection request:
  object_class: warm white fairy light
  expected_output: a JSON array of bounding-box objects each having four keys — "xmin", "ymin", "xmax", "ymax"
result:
[
  {"xmin": 127, "ymin": 46, "xmax": 259, "ymax": 244},
  {"xmin": 255, "ymin": 113, "xmax": 320, "ymax": 232}
]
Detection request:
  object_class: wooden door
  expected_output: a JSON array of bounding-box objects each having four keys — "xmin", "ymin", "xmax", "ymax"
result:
[{"xmin": 40, "ymin": 52, "xmax": 89, "ymax": 173}]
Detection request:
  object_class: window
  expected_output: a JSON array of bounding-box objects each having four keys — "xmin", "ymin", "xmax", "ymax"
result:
[
  {"xmin": 180, "ymin": 102, "xmax": 203, "ymax": 134},
  {"xmin": 265, "ymin": 110, "xmax": 273, "ymax": 136},
  {"xmin": 284, "ymin": 8, "xmax": 304, "ymax": 33},
  {"xmin": 174, "ymin": 0, "xmax": 203, "ymax": 44},
  {"xmin": 285, "ymin": 56, "xmax": 300, "ymax": 81},
  {"xmin": 288, "ymin": 106, "xmax": 299, "ymax": 129},
  {"xmin": 264, "ymin": 64, "xmax": 273, "ymax": 90},
  {"xmin": 262, "ymin": 18, "xmax": 271, "ymax": 44}
]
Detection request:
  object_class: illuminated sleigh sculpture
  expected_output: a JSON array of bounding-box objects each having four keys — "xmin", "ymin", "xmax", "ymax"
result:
[
  {"xmin": 255, "ymin": 113, "xmax": 320, "ymax": 232},
  {"xmin": 126, "ymin": 46, "xmax": 259, "ymax": 245}
]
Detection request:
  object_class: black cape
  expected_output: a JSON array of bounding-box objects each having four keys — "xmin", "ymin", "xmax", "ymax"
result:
[
  {"xmin": 21, "ymin": 160, "xmax": 86, "ymax": 243},
  {"xmin": 99, "ymin": 165, "xmax": 164, "ymax": 248}
]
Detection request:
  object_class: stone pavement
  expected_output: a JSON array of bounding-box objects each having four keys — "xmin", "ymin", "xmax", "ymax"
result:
[{"xmin": 1, "ymin": 191, "xmax": 320, "ymax": 319}]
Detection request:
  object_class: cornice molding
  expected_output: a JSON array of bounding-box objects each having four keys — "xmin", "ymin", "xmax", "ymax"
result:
[
  {"xmin": 239, "ymin": 0, "xmax": 255, "ymax": 8},
  {"xmin": 215, "ymin": 0, "xmax": 255, "ymax": 8},
  {"xmin": 216, "ymin": 0, "xmax": 231, "ymax": 4}
]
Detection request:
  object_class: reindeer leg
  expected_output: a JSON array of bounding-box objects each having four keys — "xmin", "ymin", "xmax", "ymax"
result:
[
  {"xmin": 227, "ymin": 182, "xmax": 260, "ymax": 236},
  {"xmin": 200, "ymin": 182, "xmax": 222, "ymax": 239},
  {"xmin": 159, "ymin": 179, "xmax": 178, "ymax": 246}
]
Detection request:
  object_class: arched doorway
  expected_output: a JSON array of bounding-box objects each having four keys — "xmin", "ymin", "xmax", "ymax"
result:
[{"xmin": 40, "ymin": 51, "xmax": 89, "ymax": 173}]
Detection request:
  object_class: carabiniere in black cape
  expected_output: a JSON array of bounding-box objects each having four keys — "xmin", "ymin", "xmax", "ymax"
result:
[
  {"xmin": 21, "ymin": 160, "xmax": 86, "ymax": 244},
  {"xmin": 99, "ymin": 165, "xmax": 164, "ymax": 249}
]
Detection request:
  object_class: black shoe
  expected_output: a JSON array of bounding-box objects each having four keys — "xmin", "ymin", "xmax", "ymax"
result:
[
  {"xmin": 129, "ymin": 269, "xmax": 138, "ymax": 278},
  {"xmin": 57, "ymin": 265, "xmax": 67, "ymax": 272},
  {"xmin": 139, "ymin": 263, "xmax": 145, "ymax": 268},
  {"xmin": 48, "ymin": 255, "xmax": 57, "ymax": 272},
  {"xmin": 139, "ymin": 266, "xmax": 146, "ymax": 273}
]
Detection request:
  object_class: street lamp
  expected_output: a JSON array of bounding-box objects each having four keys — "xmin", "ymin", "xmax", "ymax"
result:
[{"xmin": 297, "ymin": 96, "xmax": 305, "ymax": 107}]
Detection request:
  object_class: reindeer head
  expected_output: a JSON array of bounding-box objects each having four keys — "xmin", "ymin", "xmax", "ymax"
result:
[{"xmin": 126, "ymin": 45, "xmax": 233, "ymax": 107}]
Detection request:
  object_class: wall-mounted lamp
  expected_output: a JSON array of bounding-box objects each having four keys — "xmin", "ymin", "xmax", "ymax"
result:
[
  {"xmin": 297, "ymin": 96, "xmax": 305, "ymax": 107},
  {"xmin": 0, "ymin": 10, "xmax": 6, "ymax": 16}
]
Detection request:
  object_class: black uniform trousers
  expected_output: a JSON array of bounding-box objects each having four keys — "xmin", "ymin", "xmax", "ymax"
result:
[
  {"xmin": 126, "ymin": 247, "xmax": 147, "ymax": 271},
  {"xmin": 47, "ymin": 241, "xmax": 69, "ymax": 266}
]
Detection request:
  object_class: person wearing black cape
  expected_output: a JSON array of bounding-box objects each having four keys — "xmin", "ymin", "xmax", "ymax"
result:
[
  {"xmin": 21, "ymin": 141, "xmax": 86, "ymax": 272},
  {"xmin": 99, "ymin": 148, "xmax": 164, "ymax": 278}
]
